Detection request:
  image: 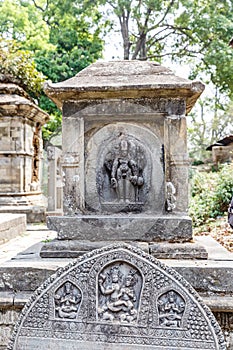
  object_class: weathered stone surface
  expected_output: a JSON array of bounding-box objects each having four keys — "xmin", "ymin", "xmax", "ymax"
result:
[
  {"xmin": 2, "ymin": 256, "xmax": 233, "ymax": 296},
  {"xmin": 0, "ymin": 214, "xmax": 26, "ymax": 244},
  {"xmin": 0, "ymin": 266, "xmax": 59, "ymax": 293},
  {"xmin": 40, "ymin": 239, "xmax": 149, "ymax": 258},
  {"xmin": 169, "ymin": 260, "xmax": 233, "ymax": 295},
  {"xmin": 43, "ymin": 61, "xmax": 204, "ymax": 244},
  {"xmin": 0, "ymin": 82, "xmax": 49, "ymax": 222},
  {"xmin": 47, "ymin": 215, "xmax": 193, "ymax": 242},
  {"xmin": 149, "ymin": 241, "xmax": 208, "ymax": 259},
  {"xmin": 8, "ymin": 244, "xmax": 225, "ymax": 350},
  {"xmin": 47, "ymin": 146, "xmax": 63, "ymax": 213},
  {"xmin": 44, "ymin": 61, "xmax": 204, "ymax": 114}
]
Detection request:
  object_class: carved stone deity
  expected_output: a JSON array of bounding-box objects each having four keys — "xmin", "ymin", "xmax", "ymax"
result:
[
  {"xmin": 101, "ymin": 137, "xmax": 145, "ymax": 207},
  {"xmin": 54, "ymin": 281, "xmax": 82, "ymax": 319},
  {"xmin": 98, "ymin": 263, "xmax": 141, "ymax": 323},
  {"xmin": 157, "ymin": 290, "xmax": 185, "ymax": 327}
]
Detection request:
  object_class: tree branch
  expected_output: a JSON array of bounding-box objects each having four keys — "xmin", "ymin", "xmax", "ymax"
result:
[
  {"xmin": 31, "ymin": 0, "xmax": 48, "ymax": 12},
  {"xmin": 147, "ymin": 0, "xmax": 176, "ymax": 33}
]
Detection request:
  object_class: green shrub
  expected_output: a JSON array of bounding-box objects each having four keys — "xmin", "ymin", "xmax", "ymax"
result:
[
  {"xmin": 189, "ymin": 163, "xmax": 233, "ymax": 227},
  {"xmin": 0, "ymin": 39, "xmax": 45, "ymax": 98}
]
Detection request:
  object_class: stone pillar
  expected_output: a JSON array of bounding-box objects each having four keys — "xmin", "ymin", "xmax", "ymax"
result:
[
  {"xmin": 47, "ymin": 146, "xmax": 63, "ymax": 213},
  {"xmin": 164, "ymin": 115, "xmax": 189, "ymax": 213},
  {"xmin": 0, "ymin": 82, "xmax": 49, "ymax": 222},
  {"xmin": 62, "ymin": 116, "xmax": 85, "ymax": 214}
]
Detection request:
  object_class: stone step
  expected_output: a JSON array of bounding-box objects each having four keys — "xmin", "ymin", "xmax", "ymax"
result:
[{"xmin": 0, "ymin": 214, "xmax": 26, "ymax": 244}]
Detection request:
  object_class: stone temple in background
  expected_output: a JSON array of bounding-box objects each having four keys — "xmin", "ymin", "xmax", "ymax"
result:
[{"xmin": 0, "ymin": 82, "xmax": 49, "ymax": 222}]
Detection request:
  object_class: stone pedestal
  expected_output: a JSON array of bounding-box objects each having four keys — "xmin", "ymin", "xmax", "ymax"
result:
[
  {"xmin": 43, "ymin": 61, "xmax": 205, "ymax": 255},
  {"xmin": 0, "ymin": 83, "xmax": 49, "ymax": 222}
]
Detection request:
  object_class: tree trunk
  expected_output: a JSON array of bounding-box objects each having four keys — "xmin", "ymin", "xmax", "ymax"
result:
[{"xmin": 118, "ymin": 14, "xmax": 130, "ymax": 60}]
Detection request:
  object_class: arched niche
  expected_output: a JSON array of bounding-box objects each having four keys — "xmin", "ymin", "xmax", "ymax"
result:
[{"xmin": 85, "ymin": 122, "xmax": 164, "ymax": 214}]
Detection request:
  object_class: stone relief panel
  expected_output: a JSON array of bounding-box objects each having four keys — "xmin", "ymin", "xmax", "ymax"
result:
[
  {"xmin": 54, "ymin": 281, "xmax": 82, "ymax": 319},
  {"xmin": 98, "ymin": 135, "xmax": 146, "ymax": 212},
  {"xmin": 9, "ymin": 244, "xmax": 226, "ymax": 350},
  {"xmin": 97, "ymin": 262, "xmax": 142, "ymax": 323},
  {"xmin": 157, "ymin": 290, "xmax": 185, "ymax": 327},
  {"xmin": 85, "ymin": 123, "xmax": 165, "ymax": 213}
]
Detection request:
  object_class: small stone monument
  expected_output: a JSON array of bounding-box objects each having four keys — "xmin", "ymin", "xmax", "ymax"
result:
[
  {"xmin": 0, "ymin": 82, "xmax": 49, "ymax": 222},
  {"xmin": 42, "ymin": 60, "xmax": 206, "ymax": 256},
  {"xmin": 8, "ymin": 244, "xmax": 225, "ymax": 349}
]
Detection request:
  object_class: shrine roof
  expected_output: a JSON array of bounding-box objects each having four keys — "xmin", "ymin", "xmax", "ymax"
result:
[
  {"xmin": 44, "ymin": 60, "xmax": 205, "ymax": 114},
  {"xmin": 0, "ymin": 83, "xmax": 49, "ymax": 124}
]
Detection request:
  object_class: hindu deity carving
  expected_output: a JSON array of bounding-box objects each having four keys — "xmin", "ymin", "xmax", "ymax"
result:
[
  {"xmin": 54, "ymin": 281, "xmax": 82, "ymax": 319},
  {"xmin": 97, "ymin": 262, "xmax": 142, "ymax": 323},
  {"xmin": 47, "ymin": 146, "xmax": 55, "ymax": 161},
  {"xmin": 100, "ymin": 136, "xmax": 146, "ymax": 207},
  {"xmin": 157, "ymin": 290, "xmax": 185, "ymax": 327},
  {"xmin": 31, "ymin": 123, "xmax": 41, "ymax": 189},
  {"xmin": 165, "ymin": 181, "xmax": 176, "ymax": 212}
]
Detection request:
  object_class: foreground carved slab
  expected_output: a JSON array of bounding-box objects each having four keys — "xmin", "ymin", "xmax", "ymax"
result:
[{"xmin": 8, "ymin": 244, "xmax": 225, "ymax": 350}]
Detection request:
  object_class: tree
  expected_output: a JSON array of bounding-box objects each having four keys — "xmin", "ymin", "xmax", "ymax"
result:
[
  {"xmin": 188, "ymin": 93, "xmax": 233, "ymax": 163},
  {"xmin": 0, "ymin": 39, "xmax": 45, "ymax": 98},
  {"xmin": 0, "ymin": 0, "xmax": 106, "ymax": 144},
  {"xmin": 100, "ymin": 0, "xmax": 233, "ymax": 95}
]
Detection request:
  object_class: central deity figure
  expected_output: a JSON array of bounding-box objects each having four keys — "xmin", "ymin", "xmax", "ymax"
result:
[
  {"xmin": 110, "ymin": 139, "xmax": 144, "ymax": 203},
  {"xmin": 98, "ymin": 265, "xmax": 139, "ymax": 323}
]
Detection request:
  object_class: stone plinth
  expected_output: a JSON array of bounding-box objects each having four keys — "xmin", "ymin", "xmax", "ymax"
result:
[
  {"xmin": 0, "ymin": 214, "xmax": 26, "ymax": 244},
  {"xmin": 0, "ymin": 83, "xmax": 49, "ymax": 222},
  {"xmin": 44, "ymin": 61, "xmax": 204, "ymax": 245},
  {"xmin": 47, "ymin": 214, "xmax": 192, "ymax": 242}
]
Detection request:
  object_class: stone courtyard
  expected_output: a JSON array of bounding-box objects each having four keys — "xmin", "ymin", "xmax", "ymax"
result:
[{"xmin": 0, "ymin": 61, "xmax": 232, "ymax": 349}]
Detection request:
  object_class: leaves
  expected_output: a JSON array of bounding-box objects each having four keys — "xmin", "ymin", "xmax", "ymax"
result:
[
  {"xmin": 0, "ymin": 0, "xmax": 106, "ymax": 142},
  {"xmin": 194, "ymin": 216, "xmax": 233, "ymax": 252},
  {"xmin": 0, "ymin": 39, "xmax": 45, "ymax": 97},
  {"xmin": 189, "ymin": 164, "xmax": 233, "ymax": 227}
]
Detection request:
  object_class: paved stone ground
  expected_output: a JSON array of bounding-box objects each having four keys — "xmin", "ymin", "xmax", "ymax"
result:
[
  {"xmin": 0, "ymin": 224, "xmax": 56, "ymax": 265},
  {"xmin": 194, "ymin": 216, "xmax": 233, "ymax": 253}
]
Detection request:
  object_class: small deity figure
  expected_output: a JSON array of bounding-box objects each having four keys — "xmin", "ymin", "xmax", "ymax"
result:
[
  {"xmin": 118, "ymin": 272, "xmax": 138, "ymax": 323},
  {"xmin": 32, "ymin": 123, "xmax": 41, "ymax": 183},
  {"xmin": 166, "ymin": 182, "xmax": 176, "ymax": 212},
  {"xmin": 98, "ymin": 266, "xmax": 123, "ymax": 321},
  {"xmin": 54, "ymin": 281, "xmax": 82, "ymax": 319},
  {"xmin": 98, "ymin": 266, "xmax": 139, "ymax": 323},
  {"xmin": 110, "ymin": 139, "xmax": 144, "ymax": 203},
  {"xmin": 158, "ymin": 290, "xmax": 185, "ymax": 327}
]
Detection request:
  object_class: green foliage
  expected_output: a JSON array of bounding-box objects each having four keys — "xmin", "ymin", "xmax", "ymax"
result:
[
  {"xmin": 0, "ymin": 39, "xmax": 45, "ymax": 97},
  {"xmin": 42, "ymin": 112, "xmax": 62, "ymax": 143},
  {"xmin": 189, "ymin": 164, "xmax": 233, "ymax": 227},
  {"xmin": 187, "ymin": 96, "xmax": 233, "ymax": 163},
  {"xmin": 0, "ymin": 0, "xmax": 106, "ymax": 143},
  {"xmin": 101, "ymin": 0, "xmax": 233, "ymax": 97}
]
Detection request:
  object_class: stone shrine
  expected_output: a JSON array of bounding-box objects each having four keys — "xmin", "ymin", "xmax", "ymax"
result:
[
  {"xmin": 43, "ymin": 60, "xmax": 205, "ymax": 255},
  {"xmin": 0, "ymin": 82, "xmax": 49, "ymax": 222},
  {"xmin": 8, "ymin": 244, "xmax": 225, "ymax": 350}
]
